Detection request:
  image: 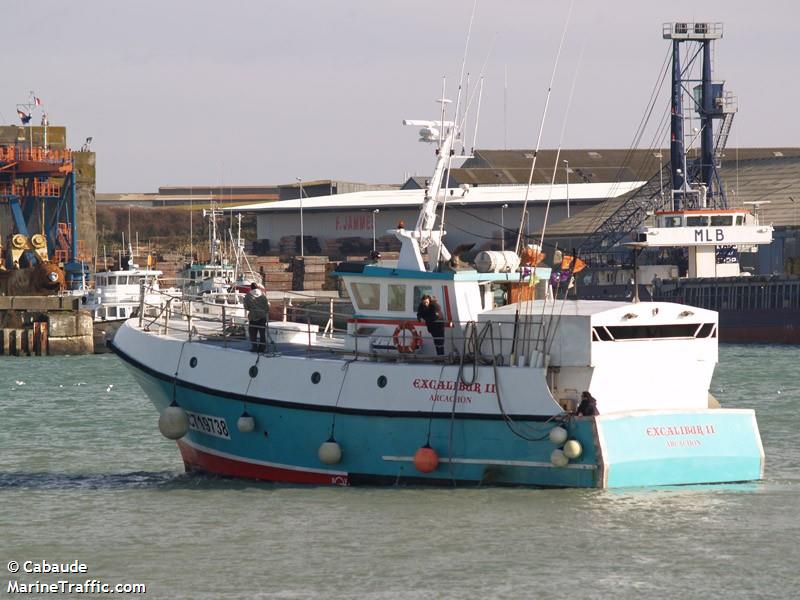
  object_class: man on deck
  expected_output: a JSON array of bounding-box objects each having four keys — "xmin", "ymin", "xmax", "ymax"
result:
[{"xmin": 243, "ymin": 282, "xmax": 269, "ymax": 352}]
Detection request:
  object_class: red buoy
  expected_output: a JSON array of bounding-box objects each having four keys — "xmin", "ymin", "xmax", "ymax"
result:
[{"xmin": 413, "ymin": 445, "xmax": 439, "ymax": 473}]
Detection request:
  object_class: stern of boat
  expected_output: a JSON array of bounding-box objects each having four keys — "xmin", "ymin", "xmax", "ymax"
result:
[{"xmin": 594, "ymin": 408, "xmax": 764, "ymax": 487}]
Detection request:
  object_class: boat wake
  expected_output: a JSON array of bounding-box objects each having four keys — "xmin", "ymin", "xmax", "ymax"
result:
[
  {"xmin": 0, "ymin": 470, "xmax": 295, "ymax": 491},
  {"xmin": 0, "ymin": 471, "xmax": 182, "ymax": 490}
]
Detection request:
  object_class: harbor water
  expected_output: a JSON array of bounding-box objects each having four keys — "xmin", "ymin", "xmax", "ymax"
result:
[{"xmin": 1, "ymin": 346, "xmax": 797, "ymax": 599}]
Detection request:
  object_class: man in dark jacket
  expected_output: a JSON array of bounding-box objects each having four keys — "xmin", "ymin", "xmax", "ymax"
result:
[
  {"xmin": 417, "ymin": 295, "xmax": 445, "ymax": 356},
  {"xmin": 576, "ymin": 391, "xmax": 599, "ymax": 416},
  {"xmin": 243, "ymin": 282, "xmax": 269, "ymax": 352}
]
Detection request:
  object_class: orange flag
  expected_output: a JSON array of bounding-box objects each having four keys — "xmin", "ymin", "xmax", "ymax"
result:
[{"xmin": 560, "ymin": 255, "xmax": 587, "ymax": 273}]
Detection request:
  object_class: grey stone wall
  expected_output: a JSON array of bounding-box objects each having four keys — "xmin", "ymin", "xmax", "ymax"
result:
[{"xmin": 74, "ymin": 151, "xmax": 97, "ymax": 261}]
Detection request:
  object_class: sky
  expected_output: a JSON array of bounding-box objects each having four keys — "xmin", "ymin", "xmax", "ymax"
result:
[{"xmin": 3, "ymin": 0, "xmax": 798, "ymax": 193}]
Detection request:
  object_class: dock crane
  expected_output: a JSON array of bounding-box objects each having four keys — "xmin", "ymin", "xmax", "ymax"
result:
[{"xmin": 581, "ymin": 22, "xmax": 737, "ymax": 265}]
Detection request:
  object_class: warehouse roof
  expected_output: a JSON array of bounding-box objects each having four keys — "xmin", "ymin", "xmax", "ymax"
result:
[{"xmin": 234, "ymin": 181, "xmax": 645, "ymax": 213}]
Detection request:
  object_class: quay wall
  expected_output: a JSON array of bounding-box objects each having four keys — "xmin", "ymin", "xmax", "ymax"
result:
[{"xmin": 0, "ymin": 296, "xmax": 93, "ymax": 356}]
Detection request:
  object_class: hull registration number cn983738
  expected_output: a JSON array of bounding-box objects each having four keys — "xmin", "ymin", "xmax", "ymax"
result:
[{"xmin": 186, "ymin": 411, "xmax": 231, "ymax": 440}]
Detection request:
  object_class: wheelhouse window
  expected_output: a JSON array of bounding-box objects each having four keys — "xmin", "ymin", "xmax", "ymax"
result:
[
  {"xmin": 686, "ymin": 215, "xmax": 709, "ymax": 227},
  {"xmin": 736, "ymin": 215, "xmax": 744, "ymax": 226},
  {"xmin": 351, "ymin": 282, "xmax": 380, "ymax": 310},
  {"xmin": 710, "ymin": 215, "xmax": 733, "ymax": 226},
  {"xmin": 387, "ymin": 284, "xmax": 406, "ymax": 312},
  {"xmin": 413, "ymin": 285, "xmax": 434, "ymax": 310},
  {"xmin": 664, "ymin": 216, "xmax": 683, "ymax": 228}
]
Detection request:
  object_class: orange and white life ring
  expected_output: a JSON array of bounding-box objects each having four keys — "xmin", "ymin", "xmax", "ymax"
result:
[{"xmin": 392, "ymin": 321, "xmax": 423, "ymax": 354}]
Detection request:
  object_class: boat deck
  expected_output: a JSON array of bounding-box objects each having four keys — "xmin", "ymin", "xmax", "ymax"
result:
[
  {"xmin": 194, "ymin": 333, "xmax": 345, "ymax": 359},
  {"xmin": 149, "ymin": 318, "xmax": 454, "ymax": 364}
]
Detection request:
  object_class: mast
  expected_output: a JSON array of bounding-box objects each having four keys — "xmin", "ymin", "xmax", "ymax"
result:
[
  {"xmin": 391, "ymin": 115, "xmax": 456, "ymax": 272},
  {"xmin": 203, "ymin": 201, "xmax": 223, "ymax": 265}
]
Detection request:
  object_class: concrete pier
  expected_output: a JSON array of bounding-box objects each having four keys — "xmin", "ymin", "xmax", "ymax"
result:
[{"xmin": 0, "ymin": 296, "xmax": 94, "ymax": 356}]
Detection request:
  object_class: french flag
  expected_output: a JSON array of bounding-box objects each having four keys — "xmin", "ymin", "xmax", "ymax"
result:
[{"xmin": 34, "ymin": 97, "xmax": 42, "ymax": 106}]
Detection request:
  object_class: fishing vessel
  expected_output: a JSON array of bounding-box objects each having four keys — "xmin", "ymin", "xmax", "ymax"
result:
[
  {"xmin": 82, "ymin": 254, "xmax": 177, "ymax": 351},
  {"xmin": 112, "ymin": 94, "xmax": 764, "ymax": 487},
  {"xmin": 177, "ymin": 208, "xmax": 261, "ymax": 323}
]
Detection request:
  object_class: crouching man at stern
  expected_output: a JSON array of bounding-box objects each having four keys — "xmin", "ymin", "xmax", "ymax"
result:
[{"xmin": 243, "ymin": 282, "xmax": 269, "ymax": 352}]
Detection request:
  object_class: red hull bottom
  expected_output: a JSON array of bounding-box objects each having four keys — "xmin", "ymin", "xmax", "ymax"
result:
[{"xmin": 177, "ymin": 440, "xmax": 349, "ymax": 486}]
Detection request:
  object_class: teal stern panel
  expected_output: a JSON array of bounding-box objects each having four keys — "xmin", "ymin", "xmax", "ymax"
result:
[{"xmin": 595, "ymin": 409, "xmax": 764, "ymax": 488}]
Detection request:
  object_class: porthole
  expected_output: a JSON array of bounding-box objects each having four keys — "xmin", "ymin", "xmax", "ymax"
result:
[
  {"xmin": 249, "ymin": 365, "xmax": 259, "ymax": 378},
  {"xmin": 189, "ymin": 357, "xmax": 198, "ymax": 368},
  {"xmin": 377, "ymin": 375, "xmax": 387, "ymax": 388},
  {"xmin": 311, "ymin": 371, "xmax": 321, "ymax": 384}
]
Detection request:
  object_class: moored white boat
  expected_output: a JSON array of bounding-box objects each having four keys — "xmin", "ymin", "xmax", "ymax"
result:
[{"xmin": 83, "ymin": 257, "xmax": 179, "ymax": 351}]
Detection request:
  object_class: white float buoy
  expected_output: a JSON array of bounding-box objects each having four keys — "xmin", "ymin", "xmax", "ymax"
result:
[
  {"xmin": 563, "ymin": 439, "xmax": 583, "ymax": 460},
  {"xmin": 158, "ymin": 402, "xmax": 188, "ymax": 440},
  {"xmin": 237, "ymin": 412, "xmax": 256, "ymax": 433},
  {"xmin": 318, "ymin": 439, "xmax": 343, "ymax": 464},
  {"xmin": 548, "ymin": 426, "xmax": 568, "ymax": 445},
  {"xmin": 550, "ymin": 449, "xmax": 569, "ymax": 468}
]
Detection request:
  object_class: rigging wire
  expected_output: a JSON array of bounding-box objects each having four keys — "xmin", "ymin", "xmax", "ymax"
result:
[
  {"xmin": 529, "ymin": 41, "xmax": 585, "ymax": 360},
  {"xmin": 513, "ymin": 0, "xmax": 575, "ymax": 256},
  {"xmin": 483, "ymin": 321, "xmax": 570, "ymax": 441},
  {"xmin": 575, "ymin": 42, "xmax": 719, "ymax": 259},
  {"xmin": 435, "ymin": 0, "xmax": 479, "ymax": 266},
  {"xmin": 328, "ymin": 359, "xmax": 356, "ymax": 439},
  {"xmin": 575, "ymin": 43, "xmax": 674, "ymax": 246},
  {"xmin": 471, "ymin": 77, "xmax": 485, "ymax": 154}
]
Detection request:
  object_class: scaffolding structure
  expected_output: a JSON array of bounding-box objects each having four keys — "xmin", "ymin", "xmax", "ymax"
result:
[{"xmin": 0, "ymin": 124, "xmax": 88, "ymax": 289}]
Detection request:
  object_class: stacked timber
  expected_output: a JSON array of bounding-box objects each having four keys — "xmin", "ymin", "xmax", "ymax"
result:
[
  {"xmin": 278, "ymin": 235, "xmax": 321, "ymax": 258},
  {"xmin": 292, "ymin": 256, "xmax": 328, "ymax": 291},
  {"xmin": 253, "ymin": 256, "xmax": 292, "ymax": 292},
  {"xmin": 154, "ymin": 253, "xmax": 186, "ymax": 282},
  {"xmin": 323, "ymin": 237, "xmax": 371, "ymax": 259}
]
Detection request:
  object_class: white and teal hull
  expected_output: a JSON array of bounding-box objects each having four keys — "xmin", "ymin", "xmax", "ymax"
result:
[{"xmin": 113, "ymin": 323, "xmax": 764, "ymax": 488}]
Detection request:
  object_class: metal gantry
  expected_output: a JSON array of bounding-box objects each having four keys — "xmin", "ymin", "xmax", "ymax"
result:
[{"xmin": 581, "ymin": 22, "xmax": 737, "ymax": 264}]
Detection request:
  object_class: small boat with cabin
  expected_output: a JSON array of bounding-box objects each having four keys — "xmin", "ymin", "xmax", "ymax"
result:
[{"xmin": 83, "ymin": 255, "xmax": 177, "ymax": 350}]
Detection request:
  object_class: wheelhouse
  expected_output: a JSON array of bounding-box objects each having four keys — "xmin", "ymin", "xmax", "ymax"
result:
[{"xmin": 655, "ymin": 209, "xmax": 751, "ymax": 229}]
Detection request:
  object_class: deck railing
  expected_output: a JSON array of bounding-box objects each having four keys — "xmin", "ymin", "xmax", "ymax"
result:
[{"xmin": 135, "ymin": 281, "xmax": 552, "ymax": 367}]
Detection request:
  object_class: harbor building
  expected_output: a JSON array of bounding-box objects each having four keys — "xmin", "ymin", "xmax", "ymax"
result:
[{"xmin": 231, "ymin": 148, "xmax": 800, "ymax": 267}]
